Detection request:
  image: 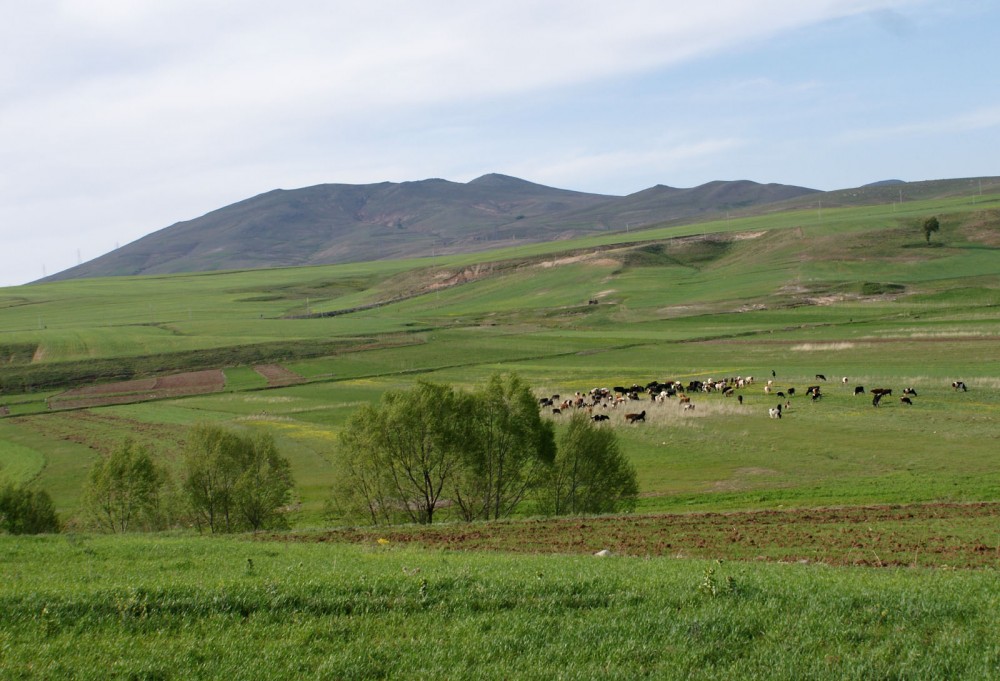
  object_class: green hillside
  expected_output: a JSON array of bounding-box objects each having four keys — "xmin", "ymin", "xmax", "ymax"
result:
[
  {"xmin": 2, "ymin": 182, "xmax": 1000, "ymax": 679},
  {"xmin": 2, "ymin": 188, "xmax": 998, "ymax": 526},
  {"xmin": 41, "ymin": 175, "xmax": 818, "ymax": 280}
]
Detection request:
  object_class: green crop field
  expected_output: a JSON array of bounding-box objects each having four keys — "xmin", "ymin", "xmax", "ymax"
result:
[
  {"xmin": 1, "ymin": 190, "xmax": 999, "ymax": 677},
  {"xmin": 2, "ymin": 535, "xmax": 999, "ymax": 679}
]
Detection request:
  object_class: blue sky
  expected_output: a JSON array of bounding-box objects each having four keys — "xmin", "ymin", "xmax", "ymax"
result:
[{"xmin": 1, "ymin": 1, "xmax": 997, "ymax": 286}]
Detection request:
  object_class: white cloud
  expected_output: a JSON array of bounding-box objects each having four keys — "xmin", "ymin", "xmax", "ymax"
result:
[
  {"xmin": 0, "ymin": 0, "xmax": 945, "ymax": 286},
  {"xmin": 838, "ymin": 104, "xmax": 1000, "ymax": 142}
]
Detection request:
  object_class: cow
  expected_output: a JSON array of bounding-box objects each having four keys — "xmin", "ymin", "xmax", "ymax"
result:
[
  {"xmin": 872, "ymin": 393, "xmax": 883, "ymax": 407},
  {"xmin": 816, "ymin": 374, "xmax": 827, "ymax": 381},
  {"xmin": 902, "ymin": 387, "xmax": 918, "ymax": 396},
  {"xmin": 952, "ymin": 381, "xmax": 968, "ymax": 392},
  {"xmin": 900, "ymin": 397, "xmax": 913, "ymax": 405},
  {"xmin": 624, "ymin": 410, "xmax": 646, "ymax": 423},
  {"xmin": 592, "ymin": 414, "xmax": 610, "ymax": 422},
  {"xmin": 854, "ymin": 386, "xmax": 865, "ymax": 396}
]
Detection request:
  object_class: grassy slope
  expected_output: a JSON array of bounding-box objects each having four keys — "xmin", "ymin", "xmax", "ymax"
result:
[
  {"xmin": 1, "ymin": 189, "xmax": 999, "ymax": 678},
  {"xmin": 0, "ymin": 193, "xmax": 998, "ymax": 524}
]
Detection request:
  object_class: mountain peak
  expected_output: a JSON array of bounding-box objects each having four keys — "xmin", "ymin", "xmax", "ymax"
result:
[{"xmin": 467, "ymin": 173, "xmax": 536, "ymax": 187}]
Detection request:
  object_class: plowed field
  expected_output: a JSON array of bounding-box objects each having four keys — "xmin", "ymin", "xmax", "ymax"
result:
[
  {"xmin": 253, "ymin": 364, "xmax": 304, "ymax": 386},
  {"xmin": 273, "ymin": 502, "xmax": 1000, "ymax": 568},
  {"xmin": 49, "ymin": 369, "xmax": 225, "ymax": 409}
]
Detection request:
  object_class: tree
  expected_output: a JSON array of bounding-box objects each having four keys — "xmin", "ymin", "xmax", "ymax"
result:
[
  {"xmin": 232, "ymin": 431, "xmax": 293, "ymax": 531},
  {"xmin": 0, "ymin": 484, "xmax": 60, "ymax": 534},
  {"xmin": 183, "ymin": 424, "xmax": 293, "ymax": 532},
  {"xmin": 922, "ymin": 216, "xmax": 940, "ymax": 244},
  {"xmin": 82, "ymin": 439, "xmax": 166, "ymax": 532},
  {"xmin": 541, "ymin": 412, "xmax": 638, "ymax": 516},
  {"xmin": 453, "ymin": 372, "xmax": 555, "ymax": 521},
  {"xmin": 335, "ymin": 381, "xmax": 466, "ymax": 525}
]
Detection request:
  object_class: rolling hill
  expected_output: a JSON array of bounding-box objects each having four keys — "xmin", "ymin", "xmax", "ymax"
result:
[{"xmin": 41, "ymin": 174, "xmax": 818, "ymax": 281}]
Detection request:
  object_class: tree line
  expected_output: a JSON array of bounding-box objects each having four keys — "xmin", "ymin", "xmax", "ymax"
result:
[
  {"xmin": 2, "ymin": 372, "xmax": 637, "ymax": 534},
  {"xmin": 331, "ymin": 373, "xmax": 638, "ymax": 525},
  {"xmin": 1, "ymin": 424, "xmax": 294, "ymax": 535}
]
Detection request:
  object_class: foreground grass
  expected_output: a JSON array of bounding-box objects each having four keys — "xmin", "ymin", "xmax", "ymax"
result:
[{"xmin": 2, "ymin": 534, "xmax": 999, "ymax": 679}]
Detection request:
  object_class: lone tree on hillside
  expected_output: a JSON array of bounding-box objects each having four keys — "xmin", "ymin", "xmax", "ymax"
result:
[{"xmin": 922, "ymin": 216, "xmax": 941, "ymax": 244}]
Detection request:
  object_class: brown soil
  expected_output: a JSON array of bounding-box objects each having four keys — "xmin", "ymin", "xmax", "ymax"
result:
[
  {"xmin": 266, "ymin": 502, "xmax": 1000, "ymax": 569},
  {"xmin": 59, "ymin": 377, "xmax": 158, "ymax": 397},
  {"xmin": 48, "ymin": 369, "xmax": 225, "ymax": 410},
  {"xmin": 253, "ymin": 364, "xmax": 305, "ymax": 386}
]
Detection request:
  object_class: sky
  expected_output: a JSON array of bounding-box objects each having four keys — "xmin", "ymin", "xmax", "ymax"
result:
[{"xmin": 2, "ymin": 0, "xmax": 998, "ymax": 287}]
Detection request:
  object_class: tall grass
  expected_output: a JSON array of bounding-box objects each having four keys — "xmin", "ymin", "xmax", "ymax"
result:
[{"xmin": 2, "ymin": 534, "xmax": 999, "ymax": 679}]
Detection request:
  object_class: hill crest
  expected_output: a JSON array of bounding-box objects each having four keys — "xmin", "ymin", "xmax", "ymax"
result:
[{"xmin": 43, "ymin": 175, "xmax": 819, "ymax": 281}]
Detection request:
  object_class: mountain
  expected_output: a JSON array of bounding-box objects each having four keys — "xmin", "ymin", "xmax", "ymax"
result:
[{"xmin": 43, "ymin": 175, "xmax": 818, "ymax": 281}]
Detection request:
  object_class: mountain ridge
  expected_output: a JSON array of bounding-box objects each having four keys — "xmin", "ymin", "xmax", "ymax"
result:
[{"xmin": 47, "ymin": 174, "xmax": 1000, "ymax": 282}]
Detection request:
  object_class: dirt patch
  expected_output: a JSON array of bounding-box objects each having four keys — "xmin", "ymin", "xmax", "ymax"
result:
[
  {"xmin": 253, "ymin": 364, "xmax": 305, "ymax": 387},
  {"xmin": 268, "ymin": 502, "xmax": 1000, "ymax": 569},
  {"xmin": 60, "ymin": 378, "xmax": 158, "ymax": 397},
  {"xmin": 48, "ymin": 369, "xmax": 225, "ymax": 410}
]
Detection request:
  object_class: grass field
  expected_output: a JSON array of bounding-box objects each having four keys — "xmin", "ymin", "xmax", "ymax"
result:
[
  {"xmin": 2, "ymin": 534, "xmax": 1000, "ymax": 679},
  {"xmin": 0, "ymin": 189, "xmax": 999, "ymax": 675}
]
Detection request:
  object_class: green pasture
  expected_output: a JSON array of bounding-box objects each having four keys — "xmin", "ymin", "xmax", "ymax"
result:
[
  {"xmin": 2, "ymin": 534, "xmax": 999, "ymax": 679},
  {"xmin": 0, "ymin": 193, "xmax": 998, "ymax": 526}
]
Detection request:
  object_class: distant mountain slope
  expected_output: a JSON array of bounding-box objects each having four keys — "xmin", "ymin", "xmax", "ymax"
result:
[{"xmin": 45, "ymin": 174, "xmax": 819, "ymax": 281}]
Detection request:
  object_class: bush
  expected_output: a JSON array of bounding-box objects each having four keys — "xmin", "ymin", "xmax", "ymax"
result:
[{"xmin": 0, "ymin": 484, "xmax": 60, "ymax": 534}]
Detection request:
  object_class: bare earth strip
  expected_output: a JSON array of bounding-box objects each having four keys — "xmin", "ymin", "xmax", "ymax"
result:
[
  {"xmin": 58, "ymin": 378, "xmax": 158, "ymax": 397},
  {"xmin": 48, "ymin": 369, "xmax": 225, "ymax": 409},
  {"xmin": 266, "ymin": 502, "xmax": 1000, "ymax": 569},
  {"xmin": 253, "ymin": 364, "xmax": 305, "ymax": 387}
]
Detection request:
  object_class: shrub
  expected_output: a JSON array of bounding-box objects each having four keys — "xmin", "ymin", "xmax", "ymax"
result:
[{"xmin": 0, "ymin": 484, "xmax": 60, "ymax": 534}]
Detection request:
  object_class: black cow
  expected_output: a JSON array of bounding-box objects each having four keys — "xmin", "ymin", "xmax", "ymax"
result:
[{"xmin": 854, "ymin": 386, "xmax": 865, "ymax": 396}]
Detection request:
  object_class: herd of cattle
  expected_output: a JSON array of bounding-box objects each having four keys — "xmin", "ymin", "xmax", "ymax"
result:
[{"xmin": 537, "ymin": 375, "xmax": 971, "ymax": 423}]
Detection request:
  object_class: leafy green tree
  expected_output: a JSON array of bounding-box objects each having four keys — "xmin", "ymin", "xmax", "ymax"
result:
[
  {"xmin": 335, "ymin": 381, "xmax": 466, "ymax": 524},
  {"xmin": 541, "ymin": 412, "xmax": 638, "ymax": 516},
  {"xmin": 0, "ymin": 484, "xmax": 60, "ymax": 534},
  {"xmin": 183, "ymin": 424, "xmax": 293, "ymax": 532},
  {"xmin": 333, "ymin": 402, "xmax": 399, "ymax": 525},
  {"xmin": 922, "ymin": 215, "xmax": 940, "ymax": 244},
  {"xmin": 82, "ymin": 439, "xmax": 166, "ymax": 532},
  {"xmin": 453, "ymin": 372, "xmax": 555, "ymax": 521},
  {"xmin": 232, "ymin": 431, "xmax": 293, "ymax": 531}
]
